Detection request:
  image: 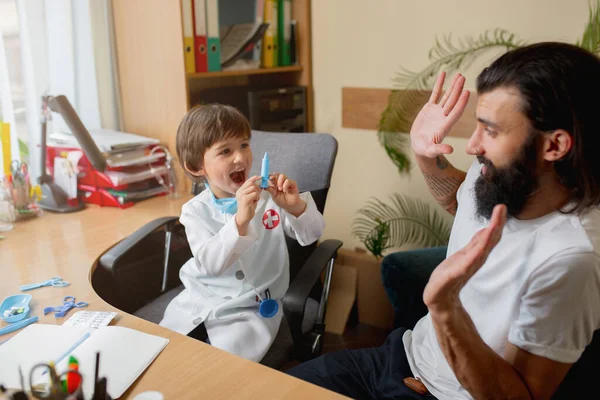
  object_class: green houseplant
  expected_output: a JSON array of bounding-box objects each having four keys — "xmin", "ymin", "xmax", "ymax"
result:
[{"xmin": 353, "ymin": 1, "xmax": 600, "ymax": 259}]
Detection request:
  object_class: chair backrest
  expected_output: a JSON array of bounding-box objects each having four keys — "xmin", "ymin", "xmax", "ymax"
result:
[
  {"xmin": 248, "ymin": 130, "xmax": 337, "ymax": 195},
  {"xmin": 95, "ymin": 131, "xmax": 338, "ymax": 315},
  {"xmin": 248, "ymin": 130, "xmax": 338, "ymax": 282}
]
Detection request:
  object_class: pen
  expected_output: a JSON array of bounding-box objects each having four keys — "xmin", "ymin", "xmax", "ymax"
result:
[
  {"xmin": 42, "ymin": 332, "xmax": 90, "ymax": 375},
  {"xmin": 0, "ymin": 316, "xmax": 38, "ymax": 336}
]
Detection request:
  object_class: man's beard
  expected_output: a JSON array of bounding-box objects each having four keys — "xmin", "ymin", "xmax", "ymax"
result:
[{"xmin": 473, "ymin": 135, "xmax": 539, "ymax": 221}]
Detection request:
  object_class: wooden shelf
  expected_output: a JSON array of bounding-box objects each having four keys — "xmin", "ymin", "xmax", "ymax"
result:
[
  {"xmin": 112, "ymin": 0, "xmax": 314, "ymax": 194},
  {"xmin": 187, "ymin": 65, "xmax": 303, "ymax": 79}
]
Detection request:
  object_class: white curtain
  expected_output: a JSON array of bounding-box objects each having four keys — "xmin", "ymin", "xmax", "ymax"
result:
[
  {"xmin": 1, "ymin": 0, "xmax": 121, "ymax": 181},
  {"xmin": 0, "ymin": 0, "xmax": 22, "ymax": 173}
]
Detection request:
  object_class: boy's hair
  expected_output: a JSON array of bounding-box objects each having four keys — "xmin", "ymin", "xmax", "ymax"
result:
[{"xmin": 176, "ymin": 104, "xmax": 251, "ymax": 179}]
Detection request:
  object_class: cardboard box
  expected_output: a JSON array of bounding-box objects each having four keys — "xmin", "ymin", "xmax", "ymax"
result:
[{"xmin": 336, "ymin": 249, "xmax": 394, "ymax": 330}]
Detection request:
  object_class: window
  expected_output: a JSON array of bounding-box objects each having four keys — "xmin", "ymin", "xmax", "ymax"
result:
[
  {"xmin": 0, "ymin": 0, "xmax": 121, "ymax": 181},
  {"xmin": 0, "ymin": 0, "xmax": 28, "ymax": 166}
]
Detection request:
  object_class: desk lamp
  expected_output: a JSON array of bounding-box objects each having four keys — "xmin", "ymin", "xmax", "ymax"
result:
[{"xmin": 38, "ymin": 95, "xmax": 106, "ymax": 213}]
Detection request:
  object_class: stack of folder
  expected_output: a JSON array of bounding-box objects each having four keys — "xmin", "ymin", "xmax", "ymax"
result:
[
  {"xmin": 181, "ymin": 0, "xmax": 295, "ymax": 72},
  {"xmin": 182, "ymin": 0, "xmax": 222, "ymax": 73},
  {"xmin": 46, "ymin": 129, "xmax": 169, "ymax": 209},
  {"xmin": 262, "ymin": 0, "xmax": 294, "ymax": 68}
]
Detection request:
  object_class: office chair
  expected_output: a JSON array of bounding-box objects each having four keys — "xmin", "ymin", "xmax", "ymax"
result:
[
  {"xmin": 381, "ymin": 247, "xmax": 599, "ymax": 399},
  {"xmin": 92, "ymin": 130, "xmax": 343, "ymax": 369}
]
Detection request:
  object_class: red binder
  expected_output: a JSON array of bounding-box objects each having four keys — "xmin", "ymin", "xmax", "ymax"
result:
[
  {"xmin": 193, "ymin": 0, "xmax": 208, "ymax": 72},
  {"xmin": 79, "ymin": 184, "xmax": 135, "ymax": 209},
  {"xmin": 78, "ymin": 184, "xmax": 168, "ymax": 209}
]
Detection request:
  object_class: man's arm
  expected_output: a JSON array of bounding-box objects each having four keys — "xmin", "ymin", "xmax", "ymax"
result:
[
  {"xmin": 430, "ymin": 306, "xmax": 571, "ymax": 400},
  {"xmin": 424, "ymin": 205, "xmax": 572, "ymax": 399},
  {"xmin": 416, "ymin": 154, "xmax": 466, "ymax": 216},
  {"xmin": 408, "ymin": 71, "xmax": 470, "ymax": 216}
]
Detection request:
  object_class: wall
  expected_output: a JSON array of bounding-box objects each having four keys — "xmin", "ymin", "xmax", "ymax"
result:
[{"xmin": 312, "ymin": 0, "xmax": 591, "ymax": 250}]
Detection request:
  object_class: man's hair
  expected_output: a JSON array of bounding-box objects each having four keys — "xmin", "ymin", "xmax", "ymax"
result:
[
  {"xmin": 176, "ymin": 104, "xmax": 251, "ymax": 179},
  {"xmin": 476, "ymin": 42, "xmax": 600, "ymax": 213}
]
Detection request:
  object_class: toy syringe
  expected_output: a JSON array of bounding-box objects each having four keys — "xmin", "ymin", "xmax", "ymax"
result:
[{"xmin": 260, "ymin": 152, "xmax": 270, "ymax": 189}]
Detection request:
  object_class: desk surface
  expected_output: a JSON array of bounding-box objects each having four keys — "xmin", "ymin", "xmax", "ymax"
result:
[{"xmin": 1, "ymin": 195, "xmax": 344, "ymax": 399}]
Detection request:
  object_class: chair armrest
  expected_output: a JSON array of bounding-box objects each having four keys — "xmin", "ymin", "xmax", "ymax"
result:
[
  {"xmin": 283, "ymin": 239, "xmax": 343, "ymax": 344},
  {"xmin": 99, "ymin": 216, "xmax": 179, "ymax": 274}
]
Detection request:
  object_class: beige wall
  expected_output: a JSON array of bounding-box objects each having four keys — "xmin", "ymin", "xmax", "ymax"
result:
[{"xmin": 313, "ymin": 0, "xmax": 591, "ymax": 250}]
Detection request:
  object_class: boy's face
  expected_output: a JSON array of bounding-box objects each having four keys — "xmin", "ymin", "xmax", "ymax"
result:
[{"xmin": 197, "ymin": 135, "xmax": 253, "ymax": 198}]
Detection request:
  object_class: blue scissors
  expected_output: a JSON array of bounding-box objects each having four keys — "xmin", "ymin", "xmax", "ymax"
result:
[
  {"xmin": 44, "ymin": 296, "xmax": 88, "ymax": 318},
  {"xmin": 20, "ymin": 276, "xmax": 70, "ymax": 292}
]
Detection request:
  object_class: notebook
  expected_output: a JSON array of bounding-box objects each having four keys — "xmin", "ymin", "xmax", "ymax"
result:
[{"xmin": 0, "ymin": 324, "xmax": 169, "ymax": 399}]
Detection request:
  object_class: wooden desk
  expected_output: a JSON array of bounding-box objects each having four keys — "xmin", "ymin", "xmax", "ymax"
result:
[{"xmin": 1, "ymin": 196, "xmax": 344, "ymax": 399}]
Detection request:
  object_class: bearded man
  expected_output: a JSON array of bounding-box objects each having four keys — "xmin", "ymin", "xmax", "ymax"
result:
[{"xmin": 287, "ymin": 42, "xmax": 600, "ymax": 400}]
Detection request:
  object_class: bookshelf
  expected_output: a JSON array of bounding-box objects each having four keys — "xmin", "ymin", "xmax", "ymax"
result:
[
  {"xmin": 111, "ymin": 0, "xmax": 314, "ymax": 192},
  {"xmin": 187, "ymin": 65, "xmax": 303, "ymax": 79}
]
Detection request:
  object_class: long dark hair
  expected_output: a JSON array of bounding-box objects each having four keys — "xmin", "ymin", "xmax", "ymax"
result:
[{"xmin": 476, "ymin": 42, "xmax": 600, "ymax": 213}]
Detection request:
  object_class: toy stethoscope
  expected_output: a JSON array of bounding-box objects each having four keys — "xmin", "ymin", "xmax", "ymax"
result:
[
  {"xmin": 257, "ymin": 290, "xmax": 278, "ymax": 319},
  {"xmin": 238, "ymin": 266, "xmax": 279, "ymax": 319}
]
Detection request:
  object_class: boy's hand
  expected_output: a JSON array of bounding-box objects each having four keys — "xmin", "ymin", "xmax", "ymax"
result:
[
  {"xmin": 235, "ymin": 175, "xmax": 261, "ymax": 236},
  {"xmin": 265, "ymin": 173, "xmax": 306, "ymax": 217}
]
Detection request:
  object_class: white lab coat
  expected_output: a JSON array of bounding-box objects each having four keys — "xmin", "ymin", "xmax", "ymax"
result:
[{"xmin": 159, "ymin": 189, "xmax": 325, "ymax": 362}]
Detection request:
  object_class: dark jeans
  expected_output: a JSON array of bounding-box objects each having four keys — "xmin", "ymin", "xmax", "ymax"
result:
[
  {"xmin": 287, "ymin": 328, "xmax": 436, "ymax": 399},
  {"xmin": 381, "ymin": 247, "xmax": 447, "ymax": 329}
]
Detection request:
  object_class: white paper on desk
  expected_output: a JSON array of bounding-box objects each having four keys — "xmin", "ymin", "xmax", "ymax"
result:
[
  {"xmin": 0, "ymin": 324, "xmax": 169, "ymax": 399},
  {"xmin": 54, "ymin": 325, "xmax": 169, "ymax": 399},
  {"xmin": 0, "ymin": 324, "xmax": 93, "ymax": 390},
  {"xmin": 63, "ymin": 311, "xmax": 118, "ymax": 329}
]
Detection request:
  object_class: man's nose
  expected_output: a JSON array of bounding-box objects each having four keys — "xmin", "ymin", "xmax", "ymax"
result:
[{"xmin": 466, "ymin": 129, "xmax": 484, "ymax": 156}]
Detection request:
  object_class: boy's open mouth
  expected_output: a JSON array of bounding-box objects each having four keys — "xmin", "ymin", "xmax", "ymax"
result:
[{"xmin": 230, "ymin": 169, "xmax": 245, "ymax": 184}]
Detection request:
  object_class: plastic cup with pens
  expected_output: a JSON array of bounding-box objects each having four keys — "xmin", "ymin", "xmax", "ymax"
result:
[{"xmin": 1, "ymin": 160, "xmax": 42, "ymax": 225}]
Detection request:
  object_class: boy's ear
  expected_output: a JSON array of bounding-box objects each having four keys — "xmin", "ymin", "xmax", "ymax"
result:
[{"xmin": 184, "ymin": 161, "xmax": 205, "ymax": 177}]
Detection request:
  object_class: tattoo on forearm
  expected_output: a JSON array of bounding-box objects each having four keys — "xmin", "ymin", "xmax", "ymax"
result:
[
  {"xmin": 423, "ymin": 172, "xmax": 462, "ymax": 200},
  {"xmin": 436, "ymin": 156, "xmax": 449, "ymax": 170},
  {"xmin": 439, "ymin": 194, "xmax": 458, "ymax": 214}
]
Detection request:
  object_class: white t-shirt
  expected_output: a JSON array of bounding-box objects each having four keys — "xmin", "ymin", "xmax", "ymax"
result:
[{"xmin": 403, "ymin": 161, "xmax": 600, "ymax": 400}]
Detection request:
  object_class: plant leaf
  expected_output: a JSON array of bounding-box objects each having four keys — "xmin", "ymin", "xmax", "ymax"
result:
[
  {"xmin": 378, "ymin": 28, "xmax": 525, "ymax": 173},
  {"xmin": 577, "ymin": 1, "xmax": 600, "ymax": 54},
  {"xmin": 352, "ymin": 194, "xmax": 452, "ymax": 256}
]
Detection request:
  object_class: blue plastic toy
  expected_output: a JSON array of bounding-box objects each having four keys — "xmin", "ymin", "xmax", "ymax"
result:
[
  {"xmin": 20, "ymin": 276, "xmax": 70, "ymax": 291},
  {"xmin": 260, "ymin": 152, "xmax": 270, "ymax": 189},
  {"xmin": 44, "ymin": 296, "xmax": 88, "ymax": 318},
  {"xmin": 0, "ymin": 294, "xmax": 32, "ymax": 323},
  {"xmin": 0, "ymin": 316, "xmax": 38, "ymax": 336},
  {"xmin": 259, "ymin": 298, "xmax": 279, "ymax": 318}
]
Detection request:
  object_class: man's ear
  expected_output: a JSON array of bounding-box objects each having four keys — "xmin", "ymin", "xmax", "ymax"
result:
[
  {"xmin": 184, "ymin": 161, "xmax": 205, "ymax": 177},
  {"xmin": 542, "ymin": 129, "xmax": 573, "ymax": 162}
]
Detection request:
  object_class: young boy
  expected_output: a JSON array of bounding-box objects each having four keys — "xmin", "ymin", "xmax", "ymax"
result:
[{"xmin": 159, "ymin": 104, "xmax": 325, "ymax": 363}]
